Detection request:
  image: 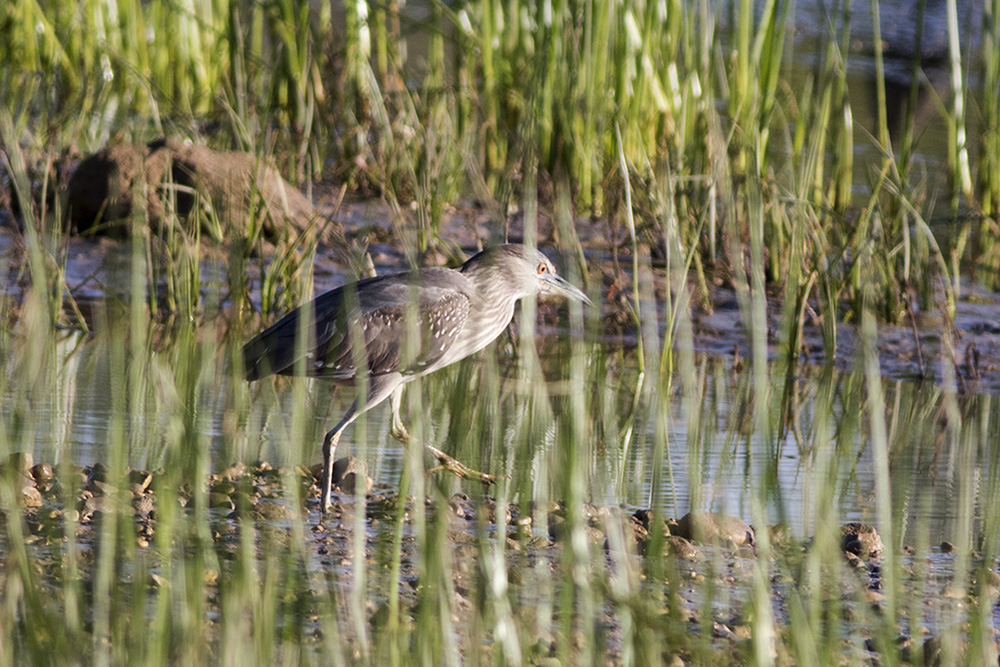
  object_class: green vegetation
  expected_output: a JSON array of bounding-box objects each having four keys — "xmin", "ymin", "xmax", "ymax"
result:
[{"xmin": 2, "ymin": 0, "xmax": 1000, "ymax": 664}]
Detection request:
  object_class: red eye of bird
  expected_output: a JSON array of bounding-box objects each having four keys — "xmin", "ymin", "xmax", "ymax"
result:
[{"xmin": 537, "ymin": 264, "xmax": 547, "ymax": 274}]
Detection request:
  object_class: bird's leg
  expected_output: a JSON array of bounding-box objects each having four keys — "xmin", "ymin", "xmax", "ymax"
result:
[
  {"xmin": 320, "ymin": 404, "xmax": 357, "ymax": 514},
  {"xmin": 388, "ymin": 384, "xmax": 496, "ymax": 484},
  {"xmin": 320, "ymin": 428, "xmax": 341, "ymax": 513},
  {"xmin": 388, "ymin": 385, "xmax": 411, "ymax": 443}
]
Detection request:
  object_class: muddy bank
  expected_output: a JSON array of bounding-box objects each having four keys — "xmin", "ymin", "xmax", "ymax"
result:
[
  {"xmin": 6, "ymin": 143, "xmax": 1000, "ymax": 395},
  {"xmin": 5, "ymin": 452, "xmax": 994, "ymax": 664},
  {"xmin": 65, "ymin": 138, "xmax": 326, "ymax": 243},
  {"xmin": 13, "ymin": 185, "xmax": 1000, "ymax": 397}
]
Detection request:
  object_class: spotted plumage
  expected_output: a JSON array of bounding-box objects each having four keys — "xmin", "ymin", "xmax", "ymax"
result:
[
  {"xmin": 244, "ymin": 268, "xmax": 474, "ymax": 384},
  {"xmin": 242, "ymin": 244, "xmax": 591, "ymax": 513}
]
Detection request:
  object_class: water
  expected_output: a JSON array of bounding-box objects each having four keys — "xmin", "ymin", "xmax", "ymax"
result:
[
  {"xmin": 7, "ymin": 314, "xmax": 995, "ymax": 552},
  {"xmin": 3, "ymin": 0, "xmax": 997, "ymax": 560}
]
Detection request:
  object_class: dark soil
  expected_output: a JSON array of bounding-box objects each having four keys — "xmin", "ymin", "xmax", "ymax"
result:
[{"xmin": 66, "ymin": 138, "xmax": 324, "ymax": 243}]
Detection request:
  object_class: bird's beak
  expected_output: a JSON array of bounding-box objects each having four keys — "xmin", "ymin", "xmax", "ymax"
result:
[{"xmin": 542, "ymin": 274, "xmax": 592, "ymax": 306}]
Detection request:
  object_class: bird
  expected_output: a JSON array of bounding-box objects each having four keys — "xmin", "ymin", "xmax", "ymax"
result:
[{"xmin": 242, "ymin": 244, "xmax": 591, "ymax": 512}]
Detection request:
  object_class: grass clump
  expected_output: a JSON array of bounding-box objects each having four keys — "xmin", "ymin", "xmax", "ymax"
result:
[{"xmin": 2, "ymin": 0, "xmax": 1000, "ymax": 665}]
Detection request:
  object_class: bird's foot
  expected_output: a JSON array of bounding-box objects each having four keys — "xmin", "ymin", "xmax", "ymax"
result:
[
  {"xmin": 391, "ymin": 422, "xmax": 411, "ymax": 444},
  {"xmin": 424, "ymin": 444, "xmax": 497, "ymax": 485}
]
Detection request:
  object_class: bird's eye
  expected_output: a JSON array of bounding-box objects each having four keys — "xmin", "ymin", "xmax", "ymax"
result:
[{"xmin": 537, "ymin": 263, "xmax": 548, "ymax": 275}]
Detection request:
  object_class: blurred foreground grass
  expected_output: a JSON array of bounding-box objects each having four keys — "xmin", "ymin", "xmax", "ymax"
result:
[{"xmin": 3, "ymin": 0, "xmax": 1000, "ymax": 664}]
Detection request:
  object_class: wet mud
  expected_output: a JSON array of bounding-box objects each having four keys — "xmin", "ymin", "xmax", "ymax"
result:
[{"xmin": 8, "ymin": 452, "xmax": 951, "ymax": 664}]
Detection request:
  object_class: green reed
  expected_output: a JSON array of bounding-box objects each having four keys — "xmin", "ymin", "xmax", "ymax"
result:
[
  {"xmin": 977, "ymin": 0, "xmax": 1000, "ymax": 288},
  {"xmin": 7, "ymin": 0, "xmax": 997, "ymax": 312},
  {"xmin": 3, "ymin": 0, "xmax": 1000, "ymax": 664},
  {"xmin": 2, "ymin": 220, "xmax": 1000, "ymax": 665}
]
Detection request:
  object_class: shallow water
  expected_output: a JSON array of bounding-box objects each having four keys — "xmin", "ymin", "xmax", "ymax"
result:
[{"xmin": 8, "ymin": 311, "xmax": 996, "ymax": 552}]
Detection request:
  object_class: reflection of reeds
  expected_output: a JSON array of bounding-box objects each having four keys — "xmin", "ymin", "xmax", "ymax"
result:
[
  {"xmin": 978, "ymin": 0, "xmax": 1000, "ymax": 287},
  {"xmin": 2, "ymin": 0, "xmax": 1000, "ymax": 663},
  {"xmin": 1, "ymin": 260, "xmax": 999, "ymax": 662}
]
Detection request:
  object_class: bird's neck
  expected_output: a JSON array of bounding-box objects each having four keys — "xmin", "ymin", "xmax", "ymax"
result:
[{"xmin": 465, "ymin": 288, "xmax": 519, "ymax": 352}]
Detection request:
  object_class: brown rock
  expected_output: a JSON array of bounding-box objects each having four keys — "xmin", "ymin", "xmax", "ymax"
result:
[
  {"xmin": 639, "ymin": 533, "xmax": 704, "ymax": 560},
  {"xmin": 66, "ymin": 138, "xmax": 326, "ymax": 243},
  {"xmin": 218, "ymin": 463, "xmax": 250, "ymax": 482},
  {"xmin": 666, "ymin": 535, "xmax": 704, "ymax": 560},
  {"xmin": 20, "ymin": 485, "xmax": 43, "ymax": 508},
  {"xmin": 674, "ymin": 511, "xmax": 755, "ymax": 549},
  {"xmin": 254, "ymin": 500, "xmax": 295, "ymax": 521},
  {"xmin": 1, "ymin": 452, "xmax": 34, "ymax": 477},
  {"xmin": 330, "ymin": 456, "xmax": 373, "ymax": 495},
  {"xmin": 29, "ymin": 463, "xmax": 54, "ymax": 486},
  {"xmin": 841, "ymin": 523, "xmax": 883, "ymax": 560}
]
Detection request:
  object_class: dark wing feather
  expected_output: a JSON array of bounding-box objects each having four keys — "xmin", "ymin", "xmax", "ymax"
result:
[
  {"xmin": 242, "ymin": 268, "xmax": 472, "ymax": 382},
  {"xmin": 241, "ymin": 283, "xmax": 353, "ymax": 381}
]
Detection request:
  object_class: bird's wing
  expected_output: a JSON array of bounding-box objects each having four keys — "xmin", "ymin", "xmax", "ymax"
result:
[
  {"xmin": 242, "ymin": 269, "xmax": 473, "ymax": 382},
  {"xmin": 315, "ymin": 275, "xmax": 472, "ymax": 380},
  {"xmin": 241, "ymin": 284, "xmax": 349, "ymax": 381}
]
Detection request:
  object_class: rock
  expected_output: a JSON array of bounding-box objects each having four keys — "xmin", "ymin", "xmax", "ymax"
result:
[
  {"xmin": 979, "ymin": 568, "xmax": 1000, "ymax": 593},
  {"xmin": 29, "ymin": 463, "xmax": 54, "ymax": 486},
  {"xmin": 1, "ymin": 452, "xmax": 34, "ymax": 477},
  {"xmin": 531, "ymin": 500, "xmax": 561, "ymax": 516},
  {"xmin": 864, "ymin": 590, "xmax": 885, "ymax": 604},
  {"xmin": 533, "ymin": 659, "xmax": 562, "ymax": 667},
  {"xmin": 20, "ymin": 485, "xmax": 43, "ymax": 508},
  {"xmin": 841, "ymin": 523, "xmax": 883, "ymax": 560},
  {"xmin": 128, "ymin": 469, "xmax": 153, "ymax": 492},
  {"xmin": 209, "ymin": 493, "xmax": 236, "ymax": 511},
  {"xmin": 66, "ymin": 138, "xmax": 327, "ymax": 243},
  {"xmin": 665, "ymin": 535, "xmax": 704, "ymax": 560},
  {"xmin": 254, "ymin": 500, "xmax": 295, "ymax": 521},
  {"xmin": 674, "ymin": 511, "xmax": 755, "ymax": 549},
  {"xmin": 218, "ymin": 463, "xmax": 249, "ymax": 481},
  {"xmin": 330, "ymin": 456, "xmax": 373, "ymax": 495}
]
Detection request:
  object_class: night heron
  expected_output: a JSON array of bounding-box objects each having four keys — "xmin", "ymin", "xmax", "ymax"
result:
[{"xmin": 242, "ymin": 244, "xmax": 590, "ymax": 511}]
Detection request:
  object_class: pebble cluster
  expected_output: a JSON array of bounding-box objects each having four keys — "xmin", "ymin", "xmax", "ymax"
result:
[{"xmin": 6, "ymin": 451, "xmax": 993, "ymax": 663}]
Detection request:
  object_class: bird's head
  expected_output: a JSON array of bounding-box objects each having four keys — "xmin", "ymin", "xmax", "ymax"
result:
[{"xmin": 462, "ymin": 244, "xmax": 591, "ymax": 305}]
